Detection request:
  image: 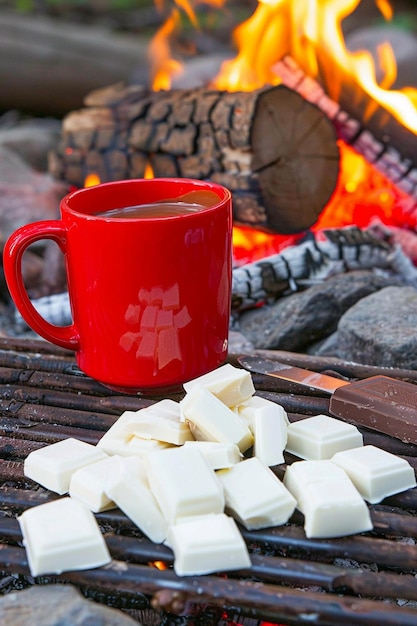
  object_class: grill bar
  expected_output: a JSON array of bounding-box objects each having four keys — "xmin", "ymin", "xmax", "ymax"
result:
[
  {"xmin": 2, "ymin": 542, "xmax": 417, "ymax": 626},
  {"xmin": 1, "ymin": 338, "xmax": 417, "ymax": 624}
]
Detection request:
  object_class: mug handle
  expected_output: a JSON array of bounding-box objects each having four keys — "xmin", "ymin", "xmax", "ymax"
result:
[{"xmin": 3, "ymin": 221, "xmax": 80, "ymax": 351}]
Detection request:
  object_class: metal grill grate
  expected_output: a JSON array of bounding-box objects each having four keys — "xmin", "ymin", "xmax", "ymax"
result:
[{"xmin": 1, "ymin": 337, "xmax": 417, "ymax": 625}]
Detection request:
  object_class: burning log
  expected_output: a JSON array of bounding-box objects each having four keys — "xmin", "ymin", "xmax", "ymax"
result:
[
  {"xmin": 273, "ymin": 56, "xmax": 417, "ymax": 210},
  {"xmin": 49, "ymin": 83, "xmax": 340, "ymax": 234}
]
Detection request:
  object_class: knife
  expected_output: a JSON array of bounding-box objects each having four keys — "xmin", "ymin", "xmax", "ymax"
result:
[{"xmin": 238, "ymin": 355, "xmax": 417, "ymax": 444}]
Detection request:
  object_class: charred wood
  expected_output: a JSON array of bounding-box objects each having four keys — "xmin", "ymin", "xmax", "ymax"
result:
[
  {"xmin": 231, "ymin": 224, "xmax": 417, "ymax": 310},
  {"xmin": 273, "ymin": 56, "xmax": 417, "ymax": 208},
  {"xmin": 1, "ymin": 541, "xmax": 417, "ymax": 625}
]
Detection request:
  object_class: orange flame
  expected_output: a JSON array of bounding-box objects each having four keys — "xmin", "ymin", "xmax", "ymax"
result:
[
  {"xmin": 212, "ymin": 0, "xmax": 417, "ymax": 134},
  {"xmin": 148, "ymin": 8, "xmax": 184, "ymax": 91},
  {"xmin": 149, "ymin": 0, "xmax": 417, "ymax": 131},
  {"xmin": 149, "ymin": 560, "xmax": 168, "ymax": 570},
  {"xmin": 149, "ymin": 0, "xmax": 228, "ymax": 90},
  {"xmin": 85, "ymin": 1, "xmax": 417, "ymax": 262},
  {"xmin": 144, "ymin": 161, "xmax": 155, "ymax": 179},
  {"xmin": 84, "ymin": 173, "xmax": 101, "ymax": 187}
]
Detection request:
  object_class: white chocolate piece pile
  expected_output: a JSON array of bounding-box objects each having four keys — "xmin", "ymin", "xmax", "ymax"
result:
[
  {"xmin": 19, "ymin": 362, "xmax": 417, "ymax": 578},
  {"xmin": 284, "ymin": 460, "xmax": 373, "ymax": 538},
  {"xmin": 18, "ymin": 497, "xmax": 111, "ymax": 577},
  {"xmin": 331, "ymin": 445, "xmax": 417, "ymax": 503},
  {"xmin": 217, "ymin": 457, "xmax": 296, "ymax": 530},
  {"xmin": 286, "ymin": 414, "xmax": 363, "ymax": 460},
  {"xmin": 166, "ymin": 513, "xmax": 251, "ymax": 576},
  {"xmin": 24, "ymin": 438, "xmax": 108, "ymax": 495}
]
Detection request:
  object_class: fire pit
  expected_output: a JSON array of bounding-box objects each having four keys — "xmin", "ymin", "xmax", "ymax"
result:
[{"xmin": 1, "ymin": 337, "xmax": 417, "ymax": 625}]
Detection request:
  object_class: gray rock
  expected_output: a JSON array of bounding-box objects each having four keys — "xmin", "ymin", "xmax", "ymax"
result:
[
  {"xmin": 337, "ymin": 286, "xmax": 417, "ymax": 369},
  {"xmin": 0, "ymin": 146, "xmax": 65, "ymax": 244},
  {"xmin": 0, "ymin": 584, "xmax": 140, "ymax": 626},
  {"xmin": 228, "ymin": 330, "xmax": 255, "ymax": 354},
  {"xmin": 237, "ymin": 270, "xmax": 400, "ymax": 351},
  {"xmin": 307, "ymin": 331, "xmax": 340, "ymax": 357}
]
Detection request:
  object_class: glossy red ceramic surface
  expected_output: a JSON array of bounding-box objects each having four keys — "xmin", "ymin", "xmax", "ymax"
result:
[{"xmin": 4, "ymin": 178, "xmax": 233, "ymax": 393}]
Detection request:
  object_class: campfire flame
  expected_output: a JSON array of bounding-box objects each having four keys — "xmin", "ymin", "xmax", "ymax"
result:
[
  {"xmin": 145, "ymin": 0, "xmax": 417, "ymax": 263},
  {"xmin": 149, "ymin": 0, "xmax": 417, "ymax": 137},
  {"xmin": 84, "ymin": 173, "xmax": 101, "ymax": 187},
  {"xmin": 83, "ymin": 1, "xmax": 416, "ymax": 263}
]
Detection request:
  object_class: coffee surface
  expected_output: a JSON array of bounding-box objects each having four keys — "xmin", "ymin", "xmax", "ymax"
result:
[
  {"xmin": 96, "ymin": 202, "xmax": 204, "ymax": 219},
  {"xmin": 95, "ymin": 189, "xmax": 221, "ymax": 219}
]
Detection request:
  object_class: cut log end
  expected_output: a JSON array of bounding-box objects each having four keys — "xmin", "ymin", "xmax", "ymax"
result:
[{"xmin": 252, "ymin": 85, "xmax": 340, "ymax": 234}]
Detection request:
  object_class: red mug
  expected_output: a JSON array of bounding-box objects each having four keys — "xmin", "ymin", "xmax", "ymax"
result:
[{"xmin": 3, "ymin": 178, "xmax": 233, "ymax": 393}]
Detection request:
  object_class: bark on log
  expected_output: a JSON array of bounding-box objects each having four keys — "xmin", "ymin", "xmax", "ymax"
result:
[
  {"xmin": 0, "ymin": 11, "xmax": 150, "ymax": 117},
  {"xmin": 49, "ymin": 83, "xmax": 340, "ymax": 234}
]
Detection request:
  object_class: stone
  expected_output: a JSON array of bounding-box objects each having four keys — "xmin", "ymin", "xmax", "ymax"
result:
[
  {"xmin": 337, "ymin": 286, "xmax": 417, "ymax": 369},
  {"xmin": 237, "ymin": 270, "xmax": 400, "ymax": 351},
  {"xmin": 0, "ymin": 146, "xmax": 66, "ymax": 244},
  {"xmin": 0, "ymin": 584, "xmax": 141, "ymax": 626},
  {"xmin": 0, "ymin": 113, "xmax": 62, "ymax": 171}
]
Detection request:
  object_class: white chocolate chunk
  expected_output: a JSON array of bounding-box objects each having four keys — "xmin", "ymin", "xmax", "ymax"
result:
[
  {"xmin": 18, "ymin": 497, "xmax": 111, "ymax": 577},
  {"xmin": 96, "ymin": 410, "xmax": 139, "ymax": 455},
  {"xmin": 104, "ymin": 456, "xmax": 168, "ymax": 543},
  {"xmin": 238, "ymin": 395, "xmax": 290, "ymax": 426},
  {"xmin": 166, "ymin": 513, "xmax": 251, "ymax": 576},
  {"xmin": 69, "ymin": 455, "xmax": 121, "ymax": 512},
  {"xmin": 126, "ymin": 435, "xmax": 172, "ymax": 454},
  {"xmin": 183, "ymin": 441, "xmax": 242, "ymax": 469},
  {"xmin": 97, "ymin": 410, "xmax": 171, "ymax": 456},
  {"xmin": 24, "ymin": 438, "xmax": 108, "ymax": 495},
  {"xmin": 146, "ymin": 446, "xmax": 225, "ymax": 523},
  {"xmin": 331, "ymin": 445, "xmax": 417, "ymax": 503},
  {"xmin": 180, "ymin": 386, "xmax": 254, "ymax": 453},
  {"xmin": 183, "ymin": 363, "xmax": 255, "ymax": 406},
  {"xmin": 284, "ymin": 460, "xmax": 351, "ymax": 512},
  {"xmin": 145, "ymin": 399, "xmax": 181, "ymax": 417},
  {"xmin": 128, "ymin": 401, "xmax": 194, "ymax": 445},
  {"xmin": 217, "ymin": 457, "xmax": 296, "ymax": 529},
  {"xmin": 285, "ymin": 414, "xmax": 363, "ymax": 460},
  {"xmin": 284, "ymin": 460, "xmax": 372, "ymax": 538},
  {"xmin": 238, "ymin": 396, "xmax": 288, "ymax": 466}
]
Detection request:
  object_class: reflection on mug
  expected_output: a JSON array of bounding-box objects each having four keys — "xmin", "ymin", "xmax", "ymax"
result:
[{"xmin": 120, "ymin": 284, "xmax": 192, "ymax": 370}]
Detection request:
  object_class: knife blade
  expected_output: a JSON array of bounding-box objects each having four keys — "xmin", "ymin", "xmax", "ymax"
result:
[
  {"xmin": 238, "ymin": 355, "xmax": 417, "ymax": 444},
  {"xmin": 237, "ymin": 356, "xmax": 350, "ymax": 394}
]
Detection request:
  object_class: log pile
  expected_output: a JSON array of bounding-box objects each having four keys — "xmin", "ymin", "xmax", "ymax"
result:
[
  {"xmin": 49, "ymin": 83, "xmax": 340, "ymax": 234},
  {"xmin": 49, "ymin": 54, "xmax": 417, "ymax": 235}
]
